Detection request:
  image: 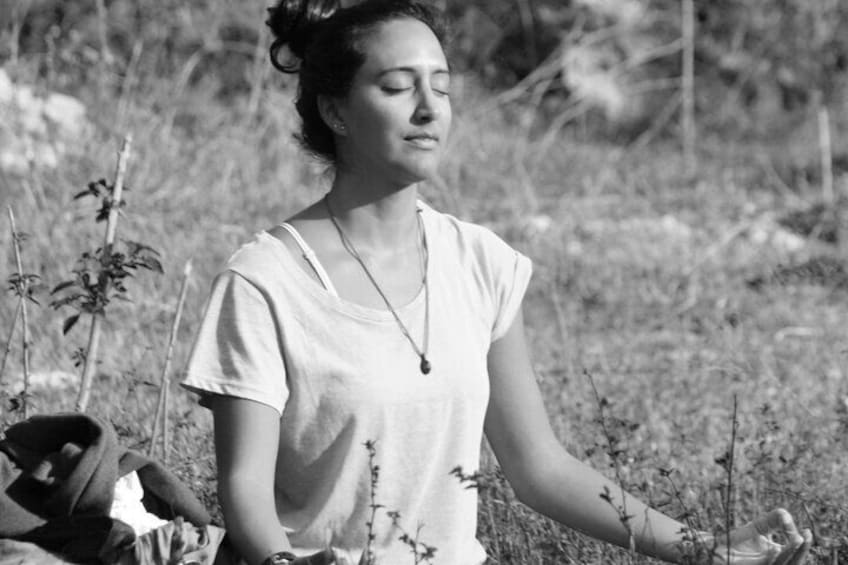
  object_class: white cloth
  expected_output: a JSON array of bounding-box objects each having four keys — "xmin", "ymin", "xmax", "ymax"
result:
[
  {"xmin": 109, "ymin": 471, "xmax": 168, "ymax": 536},
  {"xmin": 182, "ymin": 203, "xmax": 532, "ymax": 564}
]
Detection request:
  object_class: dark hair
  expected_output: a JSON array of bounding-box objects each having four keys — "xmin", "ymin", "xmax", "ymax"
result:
[{"xmin": 267, "ymin": 0, "xmax": 448, "ymax": 162}]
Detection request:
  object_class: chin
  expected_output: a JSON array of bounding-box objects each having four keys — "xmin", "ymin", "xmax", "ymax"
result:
[
  {"xmin": 392, "ymin": 157, "xmax": 443, "ymax": 185},
  {"xmin": 395, "ymin": 167, "xmax": 439, "ymax": 186}
]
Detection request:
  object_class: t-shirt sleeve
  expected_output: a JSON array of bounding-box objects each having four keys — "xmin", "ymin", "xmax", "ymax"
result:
[
  {"xmin": 475, "ymin": 227, "xmax": 532, "ymax": 342},
  {"xmin": 181, "ymin": 270, "xmax": 289, "ymax": 415},
  {"xmin": 490, "ymin": 249, "xmax": 532, "ymax": 341}
]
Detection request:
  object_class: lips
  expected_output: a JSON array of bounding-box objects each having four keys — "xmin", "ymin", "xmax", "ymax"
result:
[{"xmin": 404, "ymin": 133, "xmax": 440, "ymax": 148}]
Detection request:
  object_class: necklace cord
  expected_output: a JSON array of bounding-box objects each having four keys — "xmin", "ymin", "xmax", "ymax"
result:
[{"xmin": 324, "ymin": 194, "xmax": 431, "ymax": 374}]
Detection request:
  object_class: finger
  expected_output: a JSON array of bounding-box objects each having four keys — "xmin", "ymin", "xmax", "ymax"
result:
[
  {"xmin": 785, "ymin": 529, "xmax": 813, "ymax": 565},
  {"xmin": 771, "ymin": 525, "xmax": 810, "ymax": 565},
  {"xmin": 772, "ymin": 543, "xmax": 798, "ymax": 565},
  {"xmin": 749, "ymin": 509, "xmax": 803, "ymax": 541}
]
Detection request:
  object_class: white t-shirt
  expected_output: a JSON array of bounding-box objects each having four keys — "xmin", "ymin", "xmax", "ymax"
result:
[{"xmin": 182, "ymin": 203, "xmax": 532, "ymax": 564}]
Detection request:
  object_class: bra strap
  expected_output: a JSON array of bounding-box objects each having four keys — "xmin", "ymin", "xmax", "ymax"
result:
[{"xmin": 277, "ymin": 223, "xmax": 340, "ymax": 297}]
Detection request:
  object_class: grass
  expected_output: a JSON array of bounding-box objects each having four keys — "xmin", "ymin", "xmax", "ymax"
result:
[{"xmin": 1, "ymin": 51, "xmax": 847, "ymax": 563}]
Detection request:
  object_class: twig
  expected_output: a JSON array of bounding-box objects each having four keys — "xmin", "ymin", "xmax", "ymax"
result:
[
  {"xmin": 585, "ymin": 369, "xmax": 636, "ymax": 555},
  {"xmin": 8, "ymin": 207, "xmax": 31, "ymax": 419},
  {"xmin": 681, "ymin": 0, "xmax": 696, "ymax": 177},
  {"xmin": 629, "ymin": 93, "xmax": 682, "ymax": 152},
  {"xmin": 94, "ymin": 0, "xmax": 112, "ymax": 65},
  {"xmin": 8, "ymin": 1, "xmax": 30, "ymax": 67},
  {"xmin": 515, "ymin": 0, "xmax": 537, "ymax": 68},
  {"xmin": 149, "ymin": 259, "xmax": 193, "ymax": 462},
  {"xmin": 530, "ymin": 99, "xmax": 591, "ymax": 170},
  {"xmin": 364, "ymin": 440, "xmax": 380, "ymax": 565},
  {"xmin": 0, "ymin": 299, "xmax": 22, "ymax": 388},
  {"xmin": 658, "ymin": 469, "xmax": 713, "ymax": 562},
  {"xmin": 247, "ymin": 14, "xmax": 269, "ymax": 121},
  {"xmin": 818, "ymin": 104, "xmax": 834, "ymax": 204},
  {"xmin": 678, "ymin": 216, "xmax": 759, "ymax": 286},
  {"xmin": 116, "ymin": 40, "xmax": 144, "ymax": 131},
  {"xmin": 724, "ymin": 396, "xmax": 739, "ymax": 565},
  {"xmin": 76, "ymin": 135, "xmax": 133, "ymax": 412}
]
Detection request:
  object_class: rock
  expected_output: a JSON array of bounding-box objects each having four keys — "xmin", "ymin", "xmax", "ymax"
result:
[
  {"xmin": 0, "ymin": 67, "xmax": 90, "ymax": 175},
  {"xmin": 30, "ymin": 370, "xmax": 79, "ymax": 391}
]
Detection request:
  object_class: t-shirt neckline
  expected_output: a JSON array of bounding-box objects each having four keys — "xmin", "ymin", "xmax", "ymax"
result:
[{"xmin": 258, "ymin": 205, "xmax": 435, "ymax": 323}]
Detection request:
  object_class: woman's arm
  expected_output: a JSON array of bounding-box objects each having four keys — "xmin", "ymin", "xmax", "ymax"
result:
[
  {"xmin": 210, "ymin": 395, "xmax": 294, "ymax": 565},
  {"xmin": 484, "ymin": 308, "xmax": 688, "ymax": 562},
  {"xmin": 484, "ymin": 308, "xmax": 811, "ymax": 564}
]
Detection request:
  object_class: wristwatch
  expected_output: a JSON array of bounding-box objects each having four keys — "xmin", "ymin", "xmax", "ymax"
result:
[{"xmin": 261, "ymin": 551, "xmax": 297, "ymax": 565}]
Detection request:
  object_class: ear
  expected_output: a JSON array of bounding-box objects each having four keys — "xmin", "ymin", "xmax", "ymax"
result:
[{"xmin": 317, "ymin": 95, "xmax": 348, "ymax": 136}]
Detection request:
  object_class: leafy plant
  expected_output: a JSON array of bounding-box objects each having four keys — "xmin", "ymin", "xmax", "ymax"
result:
[
  {"xmin": 362, "ymin": 440, "xmax": 438, "ymax": 565},
  {"xmin": 2, "ymin": 207, "xmax": 44, "ymax": 420},
  {"xmin": 50, "ymin": 235, "xmax": 163, "ymax": 336},
  {"xmin": 49, "ymin": 136, "xmax": 163, "ymax": 411}
]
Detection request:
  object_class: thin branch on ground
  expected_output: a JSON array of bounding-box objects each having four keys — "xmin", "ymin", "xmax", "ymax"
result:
[{"xmin": 149, "ymin": 259, "xmax": 193, "ymax": 463}]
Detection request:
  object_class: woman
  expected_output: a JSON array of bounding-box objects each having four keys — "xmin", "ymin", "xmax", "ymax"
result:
[{"xmin": 182, "ymin": 1, "xmax": 813, "ymax": 564}]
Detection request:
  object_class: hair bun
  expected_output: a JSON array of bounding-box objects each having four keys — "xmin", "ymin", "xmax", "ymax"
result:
[{"xmin": 267, "ymin": 0, "xmax": 340, "ymax": 72}]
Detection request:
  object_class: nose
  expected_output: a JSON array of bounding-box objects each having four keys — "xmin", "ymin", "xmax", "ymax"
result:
[{"xmin": 412, "ymin": 86, "xmax": 440, "ymax": 123}]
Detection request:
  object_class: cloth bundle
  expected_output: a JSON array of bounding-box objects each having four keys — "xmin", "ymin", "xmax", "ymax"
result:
[{"xmin": 0, "ymin": 413, "xmax": 222, "ymax": 564}]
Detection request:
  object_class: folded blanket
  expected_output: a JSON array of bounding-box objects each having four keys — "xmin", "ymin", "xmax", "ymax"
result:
[{"xmin": 0, "ymin": 413, "xmax": 211, "ymax": 563}]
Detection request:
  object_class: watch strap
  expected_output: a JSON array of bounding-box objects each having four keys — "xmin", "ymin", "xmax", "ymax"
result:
[{"xmin": 261, "ymin": 550, "xmax": 297, "ymax": 565}]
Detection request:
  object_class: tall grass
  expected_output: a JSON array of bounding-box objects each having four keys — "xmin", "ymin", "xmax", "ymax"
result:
[{"xmin": 1, "ymin": 42, "xmax": 847, "ymax": 564}]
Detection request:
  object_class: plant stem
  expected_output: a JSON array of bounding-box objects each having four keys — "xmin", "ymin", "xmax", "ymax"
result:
[
  {"xmin": 0, "ymin": 299, "xmax": 22, "ymax": 388},
  {"xmin": 365, "ymin": 441, "xmax": 379, "ymax": 565},
  {"xmin": 586, "ymin": 369, "xmax": 635, "ymax": 555},
  {"xmin": 149, "ymin": 259, "xmax": 192, "ymax": 462},
  {"xmin": 725, "ymin": 395, "xmax": 738, "ymax": 565},
  {"xmin": 76, "ymin": 135, "xmax": 132, "ymax": 412},
  {"xmin": 681, "ymin": 0, "xmax": 696, "ymax": 177},
  {"xmin": 8, "ymin": 207, "xmax": 31, "ymax": 419},
  {"xmin": 818, "ymin": 103, "xmax": 833, "ymax": 204}
]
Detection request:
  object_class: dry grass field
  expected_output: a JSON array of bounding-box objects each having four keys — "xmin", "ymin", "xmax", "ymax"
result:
[{"xmin": 1, "ymin": 33, "xmax": 847, "ymax": 565}]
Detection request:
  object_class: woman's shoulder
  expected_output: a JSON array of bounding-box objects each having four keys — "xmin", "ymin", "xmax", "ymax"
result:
[
  {"xmin": 421, "ymin": 201, "xmax": 521, "ymax": 259},
  {"xmin": 220, "ymin": 230, "xmax": 288, "ymax": 284}
]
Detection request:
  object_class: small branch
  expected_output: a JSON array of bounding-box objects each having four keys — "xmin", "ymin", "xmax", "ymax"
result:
[
  {"xmin": 363, "ymin": 440, "xmax": 380, "ymax": 565},
  {"xmin": 76, "ymin": 135, "xmax": 133, "ymax": 412},
  {"xmin": 586, "ymin": 369, "xmax": 636, "ymax": 554},
  {"xmin": 629, "ymin": 93, "xmax": 682, "ymax": 151},
  {"xmin": 0, "ymin": 299, "xmax": 22, "ymax": 388},
  {"xmin": 103, "ymin": 136, "xmax": 132, "ymax": 249},
  {"xmin": 8, "ymin": 207, "xmax": 31, "ymax": 419},
  {"xmin": 724, "ymin": 396, "xmax": 739, "ymax": 565},
  {"xmin": 681, "ymin": 0, "xmax": 696, "ymax": 177},
  {"xmin": 247, "ymin": 15, "xmax": 269, "ymax": 121},
  {"xmin": 515, "ymin": 0, "xmax": 537, "ymax": 68},
  {"xmin": 149, "ymin": 259, "xmax": 193, "ymax": 462},
  {"xmin": 818, "ymin": 104, "xmax": 834, "ymax": 204},
  {"xmin": 94, "ymin": 0, "xmax": 113, "ymax": 65}
]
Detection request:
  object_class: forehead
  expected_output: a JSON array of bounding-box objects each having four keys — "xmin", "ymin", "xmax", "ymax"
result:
[{"xmin": 357, "ymin": 18, "xmax": 447, "ymax": 73}]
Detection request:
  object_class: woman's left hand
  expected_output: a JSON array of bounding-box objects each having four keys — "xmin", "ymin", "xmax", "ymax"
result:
[{"xmin": 710, "ymin": 508, "xmax": 812, "ymax": 565}]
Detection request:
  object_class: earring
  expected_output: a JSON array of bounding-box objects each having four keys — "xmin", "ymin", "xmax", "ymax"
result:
[{"xmin": 336, "ymin": 122, "xmax": 347, "ymax": 134}]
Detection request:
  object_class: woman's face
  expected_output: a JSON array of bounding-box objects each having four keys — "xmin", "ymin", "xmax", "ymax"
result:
[{"xmin": 332, "ymin": 17, "xmax": 452, "ymax": 185}]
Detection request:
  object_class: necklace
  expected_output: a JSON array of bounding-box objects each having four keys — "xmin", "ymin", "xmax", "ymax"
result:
[{"xmin": 324, "ymin": 194, "xmax": 432, "ymax": 375}]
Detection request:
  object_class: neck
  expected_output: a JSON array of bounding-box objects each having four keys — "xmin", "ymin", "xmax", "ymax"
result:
[{"xmin": 326, "ymin": 172, "xmax": 422, "ymax": 252}]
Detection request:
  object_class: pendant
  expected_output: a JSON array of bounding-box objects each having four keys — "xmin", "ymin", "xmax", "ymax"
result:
[{"xmin": 420, "ymin": 355, "xmax": 431, "ymax": 375}]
